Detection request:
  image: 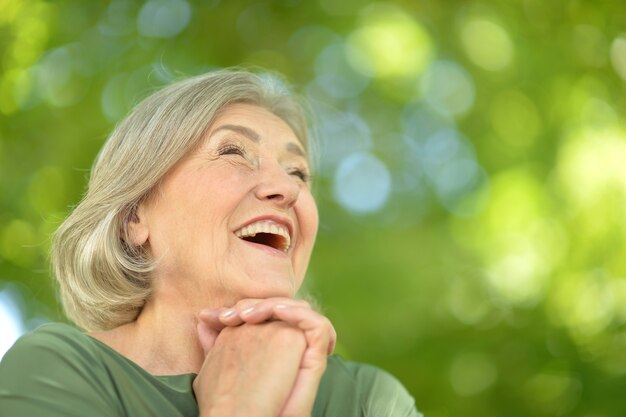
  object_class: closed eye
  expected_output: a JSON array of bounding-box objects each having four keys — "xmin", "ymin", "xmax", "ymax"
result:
[
  {"xmin": 289, "ymin": 168, "xmax": 311, "ymax": 183},
  {"xmin": 218, "ymin": 144, "xmax": 246, "ymax": 157}
]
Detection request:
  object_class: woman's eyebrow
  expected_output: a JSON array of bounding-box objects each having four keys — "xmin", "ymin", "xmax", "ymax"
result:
[
  {"xmin": 212, "ymin": 124, "xmax": 260, "ymax": 142},
  {"xmin": 286, "ymin": 142, "xmax": 306, "ymax": 157}
]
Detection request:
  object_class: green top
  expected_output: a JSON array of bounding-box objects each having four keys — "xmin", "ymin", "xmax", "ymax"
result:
[{"xmin": 0, "ymin": 323, "xmax": 421, "ymax": 417}]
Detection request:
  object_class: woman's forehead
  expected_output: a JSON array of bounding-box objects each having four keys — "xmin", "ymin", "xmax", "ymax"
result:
[
  {"xmin": 208, "ymin": 103, "xmax": 307, "ymax": 156},
  {"xmin": 212, "ymin": 103, "xmax": 291, "ymax": 131}
]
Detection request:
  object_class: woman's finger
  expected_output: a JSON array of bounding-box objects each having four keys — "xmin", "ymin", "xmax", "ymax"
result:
[
  {"xmin": 199, "ymin": 297, "xmax": 311, "ymax": 328},
  {"xmin": 271, "ymin": 306, "xmax": 334, "ymax": 417},
  {"xmin": 273, "ymin": 305, "xmax": 336, "ymax": 358},
  {"xmin": 198, "ymin": 298, "xmax": 335, "ymax": 417},
  {"xmin": 237, "ymin": 302, "xmax": 336, "ymax": 356},
  {"xmin": 193, "ymin": 322, "xmax": 306, "ymax": 417},
  {"xmin": 197, "ymin": 308, "xmax": 228, "ymax": 330},
  {"xmin": 196, "ymin": 320, "xmax": 219, "ymax": 355},
  {"xmin": 197, "ymin": 299, "xmax": 262, "ymax": 328},
  {"xmin": 236, "ymin": 297, "xmax": 311, "ymax": 322}
]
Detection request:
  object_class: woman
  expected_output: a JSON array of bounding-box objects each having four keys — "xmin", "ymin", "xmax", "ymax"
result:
[{"xmin": 0, "ymin": 70, "xmax": 419, "ymax": 416}]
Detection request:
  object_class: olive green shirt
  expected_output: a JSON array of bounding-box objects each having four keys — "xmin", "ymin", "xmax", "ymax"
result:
[{"xmin": 0, "ymin": 323, "xmax": 421, "ymax": 416}]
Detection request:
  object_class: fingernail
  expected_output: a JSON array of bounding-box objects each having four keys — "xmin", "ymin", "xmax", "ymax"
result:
[
  {"xmin": 220, "ymin": 308, "xmax": 235, "ymax": 318},
  {"xmin": 241, "ymin": 307, "xmax": 255, "ymax": 317},
  {"xmin": 275, "ymin": 304, "xmax": 290, "ymax": 310}
]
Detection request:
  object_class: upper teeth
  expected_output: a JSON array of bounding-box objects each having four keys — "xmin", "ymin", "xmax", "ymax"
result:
[{"xmin": 234, "ymin": 220, "xmax": 291, "ymax": 251}]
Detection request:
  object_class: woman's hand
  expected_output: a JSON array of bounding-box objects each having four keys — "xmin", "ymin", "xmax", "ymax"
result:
[
  {"xmin": 198, "ymin": 298, "xmax": 336, "ymax": 417},
  {"xmin": 193, "ymin": 320, "xmax": 306, "ymax": 417}
]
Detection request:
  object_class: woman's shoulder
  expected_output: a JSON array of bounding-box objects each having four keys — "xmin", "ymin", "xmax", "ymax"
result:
[
  {"xmin": 0, "ymin": 322, "xmax": 112, "ymax": 387},
  {"xmin": 2, "ymin": 322, "xmax": 101, "ymax": 367},
  {"xmin": 315, "ymin": 355, "xmax": 423, "ymax": 417},
  {"xmin": 10, "ymin": 321, "xmax": 89, "ymax": 343},
  {"xmin": 3, "ymin": 322, "xmax": 94, "ymax": 359},
  {"xmin": 1, "ymin": 322, "xmax": 197, "ymax": 417},
  {"xmin": 0, "ymin": 322, "xmax": 125, "ymax": 416}
]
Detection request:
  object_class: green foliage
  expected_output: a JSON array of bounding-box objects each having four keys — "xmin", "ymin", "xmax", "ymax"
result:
[{"xmin": 2, "ymin": 0, "xmax": 626, "ymax": 415}]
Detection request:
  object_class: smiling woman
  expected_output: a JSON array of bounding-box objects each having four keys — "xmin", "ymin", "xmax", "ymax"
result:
[{"xmin": 0, "ymin": 69, "xmax": 420, "ymax": 417}]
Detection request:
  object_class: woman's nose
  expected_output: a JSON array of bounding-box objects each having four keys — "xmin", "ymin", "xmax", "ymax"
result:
[{"xmin": 254, "ymin": 163, "xmax": 300, "ymax": 208}]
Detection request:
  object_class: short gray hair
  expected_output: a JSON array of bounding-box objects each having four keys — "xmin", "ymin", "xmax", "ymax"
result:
[{"xmin": 51, "ymin": 69, "xmax": 312, "ymax": 331}]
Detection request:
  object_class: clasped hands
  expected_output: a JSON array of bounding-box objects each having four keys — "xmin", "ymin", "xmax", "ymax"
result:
[{"xmin": 193, "ymin": 298, "xmax": 337, "ymax": 417}]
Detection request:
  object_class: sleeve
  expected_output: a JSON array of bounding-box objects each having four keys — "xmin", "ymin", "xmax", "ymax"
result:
[
  {"xmin": 0, "ymin": 327, "xmax": 124, "ymax": 417},
  {"xmin": 314, "ymin": 356, "xmax": 423, "ymax": 417},
  {"xmin": 354, "ymin": 364, "xmax": 423, "ymax": 417}
]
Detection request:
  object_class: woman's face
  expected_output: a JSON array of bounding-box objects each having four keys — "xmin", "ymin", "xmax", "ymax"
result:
[{"xmin": 135, "ymin": 103, "xmax": 318, "ymax": 305}]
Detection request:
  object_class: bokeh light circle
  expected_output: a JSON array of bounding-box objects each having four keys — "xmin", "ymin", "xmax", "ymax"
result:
[
  {"xmin": 420, "ymin": 60, "xmax": 475, "ymax": 116},
  {"xmin": 419, "ymin": 128, "xmax": 487, "ymax": 215},
  {"xmin": 137, "ymin": 0, "xmax": 191, "ymax": 39},
  {"xmin": 346, "ymin": 3, "xmax": 432, "ymax": 79},
  {"xmin": 313, "ymin": 108, "xmax": 372, "ymax": 171},
  {"xmin": 459, "ymin": 17, "xmax": 513, "ymax": 71},
  {"xmin": 403, "ymin": 101, "xmax": 455, "ymax": 142},
  {"xmin": 334, "ymin": 152, "xmax": 391, "ymax": 214},
  {"xmin": 314, "ymin": 42, "xmax": 370, "ymax": 99},
  {"xmin": 610, "ymin": 34, "xmax": 626, "ymax": 80}
]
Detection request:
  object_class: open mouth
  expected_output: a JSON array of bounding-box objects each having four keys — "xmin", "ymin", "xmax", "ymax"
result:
[{"xmin": 234, "ymin": 220, "xmax": 291, "ymax": 252}]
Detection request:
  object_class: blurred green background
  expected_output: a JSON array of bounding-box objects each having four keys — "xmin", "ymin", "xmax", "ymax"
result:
[{"xmin": 2, "ymin": 0, "xmax": 626, "ymax": 415}]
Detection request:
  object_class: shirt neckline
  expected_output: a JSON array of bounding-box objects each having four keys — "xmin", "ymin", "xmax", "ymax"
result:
[{"xmin": 81, "ymin": 328, "xmax": 198, "ymax": 380}]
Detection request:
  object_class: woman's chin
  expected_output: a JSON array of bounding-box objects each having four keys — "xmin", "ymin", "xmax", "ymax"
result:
[{"xmin": 240, "ymin": 272, "xmax": 298, "ymax": 299}]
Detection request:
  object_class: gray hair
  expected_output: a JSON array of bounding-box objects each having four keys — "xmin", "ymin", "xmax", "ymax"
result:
[{"xmin": 51, "ymin": 69, "xmax": 312, "ymax": 331}]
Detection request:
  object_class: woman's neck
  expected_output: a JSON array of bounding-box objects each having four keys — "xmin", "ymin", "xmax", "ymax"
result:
[{"xmin": 89, "ymin": 296, "xmax": 218, "ymax": 376}]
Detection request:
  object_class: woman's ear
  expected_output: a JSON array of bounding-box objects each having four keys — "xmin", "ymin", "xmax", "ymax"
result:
[{"xmin": 125, "ymin": 204, "xmax": 149, "ymax": 246}]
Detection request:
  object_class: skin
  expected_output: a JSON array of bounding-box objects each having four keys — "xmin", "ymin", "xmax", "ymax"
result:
[
  {"xmin": 90, "ymin": 103, "xmax": 334, "ymax": 417},
  {"xmin": 196, "ymin": 299, "xmax": 336, "ymax": 417}
]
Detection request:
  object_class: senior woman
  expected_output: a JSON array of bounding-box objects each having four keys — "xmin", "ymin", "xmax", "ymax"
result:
[{"xmin": 0, "ymin": 70, "xmax": 419, "ymax": 416}]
